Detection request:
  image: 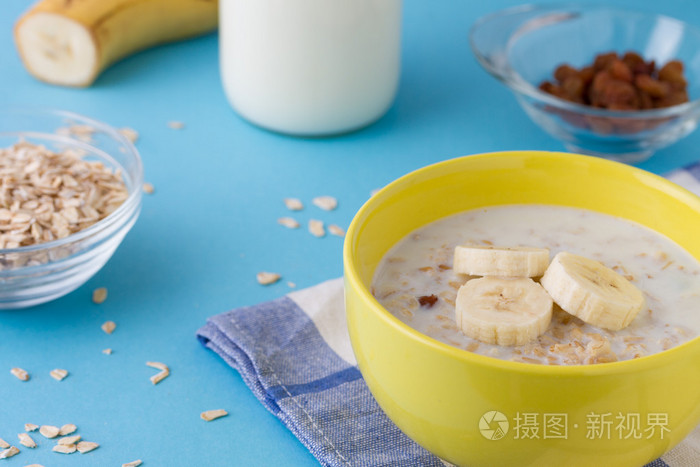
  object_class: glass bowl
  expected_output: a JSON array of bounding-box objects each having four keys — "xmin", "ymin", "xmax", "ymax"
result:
[
  {"xmin": 469, "ymin": 4, "xmax": 700, "ymax": 163},
  {"xmin": 0, "ymin": 109, "xmax": 143, "ymax": 309}
]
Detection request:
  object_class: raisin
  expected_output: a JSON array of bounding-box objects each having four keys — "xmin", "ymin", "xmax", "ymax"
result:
[
  {"xmin": 637, "ymin": 90, "xmax": 654, "ymax": 110},
  {"xmin": 593, "ymin": 52, "xmax": 618, "ymax": 71},
  {"xmin": 635, "ymin": 74, "xmax": 670, "ymax": 98},
  {"xmin": 554, "ymin": 64, "xmax": 578, "ymax": 83},
  {"xmin": 588, "ymin": 70, "xmax": 613, "ymax": 107},
  {"xmin": 602, "ymin": 80, "xmax": 638, "ymax": 107},
  {"xmin": 657, "ymin": 90, "xmax": 689, "ymax": 108},
  {"xmin": 578, "ymin": 66, "xmax": 596, "ymax": 86},
  {"xmin": 562, "ymin": 75, "xmax": 586, "ymax": 101},
  {"xmin": 658, "ymin": 60, "xmax": 687, "ymax": 87},
  {"xmin": 622, "ymin": 51, "xmax": 645, "ymax": 70},
  {"xmin": 418, "ymin": 294, "xmax": 438, "ymax": 308},
  {"xmin": 609, "ymin": 59, "xmax": 633, "ymax": 82}
]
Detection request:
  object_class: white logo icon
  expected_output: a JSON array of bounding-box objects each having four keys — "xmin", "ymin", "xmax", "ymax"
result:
[{"xmin": 480, "ymin": 411, "xmax": 509, "ymax": 440}]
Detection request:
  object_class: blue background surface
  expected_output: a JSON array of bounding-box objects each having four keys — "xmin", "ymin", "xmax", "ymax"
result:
[{"xmin": 1, "ymin": 0, "xmax": 699, "ymax": 465}]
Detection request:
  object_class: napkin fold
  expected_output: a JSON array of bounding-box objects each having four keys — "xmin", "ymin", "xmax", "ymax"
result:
[
  {"xmin": 197, "ymin": 162, "xmax": 700, "ymax": 467},
  {"xmin": 197, "ymin": 278, "xmax": 443, "ymax": 466}
]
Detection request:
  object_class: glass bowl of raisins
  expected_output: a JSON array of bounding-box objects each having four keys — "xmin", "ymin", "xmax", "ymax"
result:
[{"xmin": 470, "ymin": 4, "xmax": 700, "ymax": 163}]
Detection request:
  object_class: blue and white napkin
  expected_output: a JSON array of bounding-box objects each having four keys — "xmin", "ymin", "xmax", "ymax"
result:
[{"xmin": 197, "ymin": 162, "xmax": 700, "ymax": 467}]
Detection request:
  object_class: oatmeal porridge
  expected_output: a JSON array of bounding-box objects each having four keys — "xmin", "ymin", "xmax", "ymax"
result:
[{"xmin": 371, "ymin": 205, "xmax": 700, "ymax": 365}]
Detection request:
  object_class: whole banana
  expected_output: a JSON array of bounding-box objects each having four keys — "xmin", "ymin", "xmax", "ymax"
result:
[{"xmin": 14, "ymin": 0, "xmax": 218, "ymax": 87}]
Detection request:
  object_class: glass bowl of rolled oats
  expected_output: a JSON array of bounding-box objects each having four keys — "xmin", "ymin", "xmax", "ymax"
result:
[{"xmin": 0, "ymin": 108, "xmax": 143, "ymax": 308}]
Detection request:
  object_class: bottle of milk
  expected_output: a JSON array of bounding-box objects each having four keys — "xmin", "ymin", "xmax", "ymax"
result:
[{"xmin": 219, "ymin": 0, "xmax": 402, "ymax": 136}]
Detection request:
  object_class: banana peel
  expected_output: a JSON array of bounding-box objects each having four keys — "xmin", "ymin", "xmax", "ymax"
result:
[{"xmin": 14, "ymin": 0, "xmax": 218, "ymax": 87}]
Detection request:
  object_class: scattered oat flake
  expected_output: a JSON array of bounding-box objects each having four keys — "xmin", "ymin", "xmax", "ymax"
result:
[
  {"xmin": 18, "ymin": 432, "xmax": 36, "ymax": 448},
  {"xmin": 168, "ymin": 121, "xmax": 185, "ymax": 130},
  {"xmin": 25, "ymin": 464, "xmax": 44, "ymax": 467},
  {"xmin": 101, "ymin": 320, "xmax": 116, "ymax": 334},
  {"xmin": 309, "ymin": 219, "xmax": 325, "ymax": 238},
  {"xmin": 283, "ymin": 198, "xmax": 304, "ymax": 211},
  {"xmin": 59, "ymin": 424, "xmax": 77, "ymax": 436},
  {"xmin": 312, "ymin": 195, "xmax": 337, "ymax": 211},
  {"xmin": 102, "ymin": 348, "xmax": 113, "ymax": 355},
  {"xmin": 77, "ymin": 441, "xmax": 99, "ymax": 453},
  {"xmin": 92, "ymin": 287, "xmax": 108, "ymax": 304},
  {"xmin": 0, "ymin": 446, "xmax": 19, "ymax": 459},
  {"xmin": 257, "ymin": 272, "xmax": 281, "ymax": 285},
  {"xmin": 58, "ymin": 435, "xmax": 81, "ymax": 445},
  {"xmin": 150, "ymin": 369, "xmax": 169, "ymax": 385},
  {"xmin": 24, "ymin": 424, "xmax": 38, "ymax": 432},
  {"xmin": 53, "ymin": 444, "xmax": 77, "ymax": 454},
  {"xmin": 201, "ymin": 409, "xmax": 228, "ymax": 421},
  {"xmin": 122, "ymin": 460, "xmax": 142, "ymax": 467},
  {"xmin": 277, "ymin": 217, "xmax": 300, "ymax": 229},
  {"xmin": 328, "ymin": 224, "xmax": 345, "ymax": 237},
  {"xmin": 146, "ymin": 361, "xmax": 168, "ymax": 371},
  {"xmin": 118, "ymin": 127, "xmax": 139, "ymax": 143},
  {"xmin": 142, "ymin": 183, "xmax": 155, "ymax": 194},
  {"xmin": 287, "ymin": 282, "xmax": 296, "ymax": 288},
  {"xmin": 146, "ymin": 361, "xmax": 170, "ymax": 385},
  {"xmin": 56, "ymin": 124, "xmax": 95, "ymax": 143},
  {"xmin": 11, "ymin": 367, "xmax": 29, "ymax": 381},
  {"xmin": 50, "ymin": 368, "xmax": 68, "ymax": 381},
  {"xmin": 0, "ymin": 438, "xmax": 8, "ymax": 449},
  {"xmin": 39, "ymin": 425, "xmax": 60, "ymax": 438}
]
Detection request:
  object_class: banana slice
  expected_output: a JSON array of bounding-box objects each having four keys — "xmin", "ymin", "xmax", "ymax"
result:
[
  {"xmin": 540, "ymin": 252, "xmax": 645, "ymax": 331},
  {"xmin": 453, "ymin": 245, "xmax": 550, "ymax": 277},
  {"xmin": 455, "ymin": 276, "xmax": 553, "ymax": 346}
]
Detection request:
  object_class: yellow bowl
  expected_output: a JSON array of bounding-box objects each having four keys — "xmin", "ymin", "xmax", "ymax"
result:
[{"xmin": 343, "ymin": 151, "xmax": 700, "ymax": 467}]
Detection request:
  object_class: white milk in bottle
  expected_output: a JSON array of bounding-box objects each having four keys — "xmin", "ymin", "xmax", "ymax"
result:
[{"xmin": 219, "ymin": 0, "xmax": 402, "ymax": 136}]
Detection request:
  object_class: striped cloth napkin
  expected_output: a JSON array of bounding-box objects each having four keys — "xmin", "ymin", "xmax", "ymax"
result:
[{"xmin": 197, "ymin": 163, "xmax": 700, "ymax": 467}]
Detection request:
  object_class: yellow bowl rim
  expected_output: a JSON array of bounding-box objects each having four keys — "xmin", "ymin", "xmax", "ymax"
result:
[{"xmin": 344, "ymin": 150, "xmax": 700, "ymax": 376}]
